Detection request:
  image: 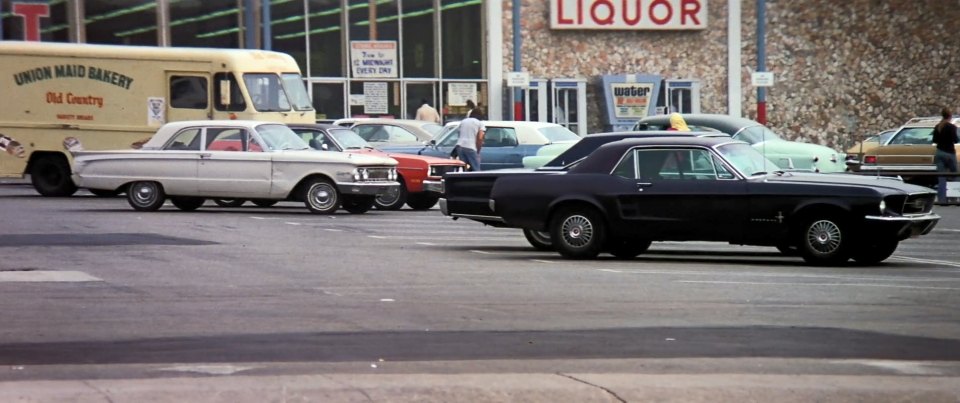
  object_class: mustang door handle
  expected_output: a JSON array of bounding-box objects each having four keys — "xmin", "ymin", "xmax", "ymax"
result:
[
  {"xmin": 200, "ymin": 153, "xmax": 212, "ymax": 159},
  {"xmin": 636, "ymin": 182, "xmax": 653, "ymax": 191}
]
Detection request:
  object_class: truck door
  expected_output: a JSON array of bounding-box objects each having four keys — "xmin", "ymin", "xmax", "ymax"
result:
[{"xmin": 167, "ymin": 73, "xmax": 213, "ymax": 122}]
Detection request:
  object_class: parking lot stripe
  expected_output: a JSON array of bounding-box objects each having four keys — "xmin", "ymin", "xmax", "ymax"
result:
[
  {"xmin": 891, "ymin": 256, "xmax": 960, "ymax": 268},
  {"xmin": 675, "ymin": 280, "xmax": 960, "ymax": 291},
  {"xmin": 0, "ymin": 270, "xmax": 102, "ymax": 282}
]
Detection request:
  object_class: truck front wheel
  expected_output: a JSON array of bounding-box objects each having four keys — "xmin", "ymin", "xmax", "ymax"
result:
[{"xmin": 30, "ymin": 155, "xmax": 78, "ymax": 197}]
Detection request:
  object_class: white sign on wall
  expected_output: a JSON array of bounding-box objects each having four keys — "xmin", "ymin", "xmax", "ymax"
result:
[
  {"xmin": 350, "ymin": 41, "xmax": 398, "ymax": 78},
  {"xmin": 752, "ymin": 72, "xmax": 774, "ymax": 87},
  {"xmin": 363, "ymin": 82, "xmax": 388, "ymax": 114},
  {"xmin": 550, "ymin": 0, "xmax": 708, "ymax": 30},
  {"xmin": 506, "ymin": 72, "xmax": 530, "ymax": 88},
  {"xmin": 447, "ymin": 83, "xmax": 477, "ymax": 106}
]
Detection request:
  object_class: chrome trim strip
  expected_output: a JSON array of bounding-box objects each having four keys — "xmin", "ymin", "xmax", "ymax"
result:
[
  {"xmin": 450, "ymin": 213, "xmax": 505, "ymax": 222},
  {"xmin": 860, "ymin": 165, "xmax": 938, "ymax": 171},
  {"xmin": 864, "ymin": 213, "xmax": 940, "ymax": 222}
]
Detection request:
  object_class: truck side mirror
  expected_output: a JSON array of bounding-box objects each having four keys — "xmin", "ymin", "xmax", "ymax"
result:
[{"xmin": 219, "ymin": 79, "xmax": 231, "ymax": 106}]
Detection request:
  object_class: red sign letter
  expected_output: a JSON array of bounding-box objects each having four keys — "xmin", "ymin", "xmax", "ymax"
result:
[
  {"xmin": 591, "ymin": 0, "xmax": 615, "ymax": 26},
  {"xmin": 622, "ymin": 0, "xmax": 642, "ymax": 25},
  {"xmin": 557, "ymin": 0, "xmax": 574, "ymax": 25},
  {"xmin": 12, "ymin": 3, "xmax": 50, "ymax": 42},
  {"xmin": 648, "ymin": 0, "xmax": 673, "ymax": 25},
  {"xmin": 681, "ymin": 0, "xmax": 702, "ymax": 25}
]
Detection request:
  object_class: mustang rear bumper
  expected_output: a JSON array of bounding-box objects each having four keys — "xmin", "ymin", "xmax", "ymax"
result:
[
  {"xmin": 864, "ymin": 213, "xmax": 940, "ymax": 240},
  {"xmin": 336, "ymin": 181, "xmax": 399, "ymax": 196}
]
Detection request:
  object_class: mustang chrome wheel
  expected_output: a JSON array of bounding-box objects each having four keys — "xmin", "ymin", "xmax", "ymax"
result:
[
  {"xmin": 127, "ymin": 181, "xmax": 165, "ymax": 211},
  {"xmin": 561, "ymin": 215, "xmax": 594, "ymax": 248},
  {"xmin": 550, "ymin": 207, "xmax": 606, "ymax": 259},
  {"xmin": 806, "ymin": 220, "xmax": 842, "ymax": 255}
]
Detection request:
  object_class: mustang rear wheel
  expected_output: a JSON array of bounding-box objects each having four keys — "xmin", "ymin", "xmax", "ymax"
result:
[
  {"xmin": 798, "ymin": 216, "xmax": 851, "ymax": 266},
  {"xmin": 851, "ymin": 238, "xmax": 899, "ymax": 265},
  {"xmin": 375, "ymin": 181, "xmax": 407, "ymax": 210},
  {"xmin": 550, "ymin": 207, "xmax": 606, "ymax": 259},
  {"xmin": 213, "ymin": 199, "xmax": 246, "ymax": 207},
  {"xmin": 607, "ymin": 238, "xmax": 652, "ymax": 259},
  {"xmin": 342, "ymin": 195, "xmax": 375, "ymax": 214},
  {"xmin": 522, "ymin": 229, "xmax": 553, "ymax": 251},
  {"xmin": 127, "ymin": 181, "xmax": 166, "ymax": 211},
  {"xmin": 302, "ymin": 178, "xmax": 339, "ymax": 214},
  {"xmin": 171, "ymin": 196, "xmax": 205, "ymax": 211},
  {"xmin": 405, "ymin": 192, "xmax": 440, "ymax": 210}
]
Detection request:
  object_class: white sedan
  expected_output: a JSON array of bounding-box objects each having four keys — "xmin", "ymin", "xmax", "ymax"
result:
[{"xmin": 72, "ymin": 120, "xmax": 399, "ymax": 214}]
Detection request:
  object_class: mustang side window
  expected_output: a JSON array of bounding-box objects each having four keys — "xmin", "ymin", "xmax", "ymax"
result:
[
  {"xmin": 612, "ymin": 150, "xmax": 637, "ymax": 179},
  {"xmin": 165, "ymin": 129, "xmax": 201, "ymax": 151},
  {"xmin": 712, "ymin": 155, "xmax": 736, "ymax": 179}
]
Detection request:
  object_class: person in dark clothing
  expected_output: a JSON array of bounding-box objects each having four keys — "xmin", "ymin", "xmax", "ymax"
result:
[{"xmin": 932, "ymin": 107, "xmax": 959, "ymax": 204}]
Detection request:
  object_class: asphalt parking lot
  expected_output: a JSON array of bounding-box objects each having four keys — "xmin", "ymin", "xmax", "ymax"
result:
[{"xmin": 1, "ymin": 181, "xmax": 960, "ymax": 400}]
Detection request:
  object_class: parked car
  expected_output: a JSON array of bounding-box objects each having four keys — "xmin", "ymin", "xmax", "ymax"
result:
[
  {"xmin": 332, "ymin": 118, "xmax": 443, "ymax": 147},
  {"xmin": 380, "ymin": 120, "xmax": 581, "ymax": 171},
  {"xmin": 845, "ymin": 129, "xmax": 896, "ymax": 166},
  {"xmin": 72, "ymin": 120, "xmax": 399, "ymax": 214},
  {"xmin": 441, "ymin": 136, "xmax": 939, "ymax": 266},
  {"xmin": 633, "ymin": 114, "xmax": 847, "ymax": 173},
  {"xmin": 857, "ymin": 116, "xmax": 960, "ymax": 185},
  {"xmin": 289, "ymin": 123, "xmax": 465, "ymax": 210}
]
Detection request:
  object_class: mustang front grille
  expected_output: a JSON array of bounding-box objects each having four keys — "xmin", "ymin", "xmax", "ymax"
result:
[{"xmin": 902, "ymin": 194, "xmax": 935, "ymax": 215}]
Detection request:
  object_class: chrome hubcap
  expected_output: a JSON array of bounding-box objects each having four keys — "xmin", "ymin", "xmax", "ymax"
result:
[
  {"xmin": 807, "ymin": 220, "xmax": 842, "ymax": 254},
  {"xmin": 376, "ymin": 187, "xmax": 400, "ymax": 205},
  {"xmin": 309, "ymin": 184, "xmax": 336, "ymax": 210},
  {"xmin": 133, "ymin": 183, "xmax": 156, "ymax": 205},
  {"xmin": 561, "ymin": 215, "xmax": 593, "ymax": 248}
]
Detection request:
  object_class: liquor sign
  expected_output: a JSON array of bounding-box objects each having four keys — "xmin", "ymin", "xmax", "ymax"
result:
[
  {"xmin": 350, "ymin": 41, "xmax": 398, "ymax": 78},
  {"xmin": 550, "ymin": 0, "xmax": 707, "ymax": 30}
]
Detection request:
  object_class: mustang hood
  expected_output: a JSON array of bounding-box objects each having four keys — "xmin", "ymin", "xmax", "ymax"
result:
[{"xmin": 760, "ymin": 172, "xmax": 934, "ymax": 194}]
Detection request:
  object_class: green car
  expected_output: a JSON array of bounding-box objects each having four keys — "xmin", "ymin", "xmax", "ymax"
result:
[{"xmin": 634, "ymin": 114, "xmax": 847, "ymax": 173}]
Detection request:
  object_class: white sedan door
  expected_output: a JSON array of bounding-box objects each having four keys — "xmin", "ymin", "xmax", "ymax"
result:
[{"xmin": 197, "ymin": 128, "xmax": 272, "ymax": 197}]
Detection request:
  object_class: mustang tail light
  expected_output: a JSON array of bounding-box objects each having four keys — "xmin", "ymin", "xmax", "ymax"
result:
[{"xmin": 864, "ymin": 155, "xmax": 877, "ymax": 164}]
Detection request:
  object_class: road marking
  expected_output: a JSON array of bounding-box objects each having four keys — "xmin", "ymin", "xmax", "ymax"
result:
[
  {"xmin": 834, "ymin": 360, "xmax": 943, "ymax": 375},
  {"xmin": 890, "ymin": 256, "xmax": 960, "ymax": 268},
  {"xmin": 0, "ymin": 271, "xmax": 101, "ymax": 283},
  {"xmin": 159, "ymin": 365, "xmax": 254, "ymax": 375},
  {"xmin": 324, "ymin": 228, "xmax": 343, "ymax": 232},
  {"xmin": 598, "ymin": 269, "xmax": 623, "ymax": 273},
  {"xmin": 530, "ymin": 259, "xmax": 554, "ymax": 264},
  {"xmin": 368, "ymin": 235, "xmax": 387, "ymax": 239},
  {"xmin": 380, "ymin": 298, "xmax": 395, "ymax": 302},
  {"xmin": 936, "ymin": 228, "xmax": 960, "ymax": 233},
  {"xmin": 416, "ymin": 242, "xmax": 437, "ymax": 246},
  {"xmin": 285, "ymin": 222, "xmax": 301, "ymax": 226},
  {"xmin": 470, "ymin": 250, "xmax": 495, "ymax": 255},
  {"xmin": 676, "ymin": 280, "xmax": 960, "ymax": 290},
  {"xmin": 606, "ymin": 269, "xmax": 960, "ymax": 282}
]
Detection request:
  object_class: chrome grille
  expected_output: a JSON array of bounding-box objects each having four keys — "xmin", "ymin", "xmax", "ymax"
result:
[
  {"xmin": 902, "ymin": 194, "xmax": 934, "ymax": 215},
  {"xmin": 429, "ymin": 164, "xmax": 463, "ymax": 177},
  {"xmin": 359, "ymin": 167, "xmax": 394, "ymax": 182}
]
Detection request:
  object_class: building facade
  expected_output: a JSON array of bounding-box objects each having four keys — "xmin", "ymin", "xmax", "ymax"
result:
[{"xmin": 2, "ymin": 0, "xmax": 958, "ymax": 149}]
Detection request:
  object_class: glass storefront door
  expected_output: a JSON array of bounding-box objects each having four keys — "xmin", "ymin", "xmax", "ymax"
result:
[
  {"xmin": 404, "ymin": 81, "xmax": 438, "ymax": 121},
  {"xmin": 310, "ymin": 81, "xmax": 347, "ymax": 122}
]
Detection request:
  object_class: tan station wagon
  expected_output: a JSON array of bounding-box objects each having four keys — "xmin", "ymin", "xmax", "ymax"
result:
[{"xmin": 857, "ymin": 116, "xmax": 960, "ymax": 185}]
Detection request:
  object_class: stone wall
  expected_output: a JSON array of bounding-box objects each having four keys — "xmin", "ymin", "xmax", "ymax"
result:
[{"xmin": 502, "ymin": 0, "xmax": 960, "ymax": 150}]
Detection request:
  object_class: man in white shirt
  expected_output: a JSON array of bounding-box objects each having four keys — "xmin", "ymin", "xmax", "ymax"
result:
[
  {"xmin": 455, "ymin": 117, "xmax": 485, "ymax": 171},
  {"xmin": 415, "ymin": 99, "xmax": 441, "ymax": 123}
]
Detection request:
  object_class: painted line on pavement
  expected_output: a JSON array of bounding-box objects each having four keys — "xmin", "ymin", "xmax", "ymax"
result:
[
  {"xmin": 285, "ymin": 222, "xmax": 302, "ymax": 226},
  {"xmin": 891, "ymin": 255, "xmax": 960, "ymax": 268},
  {"xmin": 601, "ymin": 269, "xmax": 960, "ymax": 282},
  {"xmin": 0, "ymin": 271, "xmax": 102, "ymax": 283},
  {"xmin": 324, "ymin": 228, "xmax": 343, "ymax": 232},
  {"xmin": 416, "ymin": 242, "xmax": 437, "ymax": 246},
  {"xmin": 597, "ymin": 269, "xmax": 623, "ymax": 273},
  {"xmin": 530, "ymin": 259, "xmax": 555, "ymax": 264},
  {"xmin": 676, "ymin": 280, "xmax": 960, "ymax": 290}
]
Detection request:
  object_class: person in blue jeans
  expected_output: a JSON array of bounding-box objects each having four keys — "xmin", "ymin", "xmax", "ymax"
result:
[
  {"xmin": 932, "ymin": 107, "xmax": 959, "ymax": 204},
  {"xmin": 456, "ymin": 116, "xmax": 485, "ymax": 171}
]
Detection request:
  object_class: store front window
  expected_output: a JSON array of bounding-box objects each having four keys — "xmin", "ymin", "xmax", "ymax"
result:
[
  {"xmin": 86, "ymin": 0, "xmax": 156, "ymax": 45},
  {"xmin": 170, "ymin": 0, "xmax": 241, "ymax": 48}
]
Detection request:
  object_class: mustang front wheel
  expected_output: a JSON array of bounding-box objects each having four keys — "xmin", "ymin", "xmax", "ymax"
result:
[
  {"xmin": 127, "ymin": 181, "xmax": 166, "ymax": 211},
  {"xmin": 550, "ymin": 207, "xmax": 606, "ymax": 259},
  {"xmin": 522, "ymin": 229, "xmax": 553, "ymax": 251},
  {"xmin": 798, "ymin": 216, "xmax": 851, "ymax": 265},
  {"xmin": 302, "ymin": 178, "xmax": 339, "ymax": 214}
]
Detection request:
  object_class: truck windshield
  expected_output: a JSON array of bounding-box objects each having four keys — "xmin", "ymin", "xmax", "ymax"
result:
[
  {"xmin": 244, "ymin": 73, "xmax": 313, "ymax": 112},
  {"xmin": 281, "ymin": 73, "xmax": 314, "ymax": 111}
]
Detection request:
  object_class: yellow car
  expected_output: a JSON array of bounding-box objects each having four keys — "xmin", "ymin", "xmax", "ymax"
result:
[{"xmin": 845, "ymin": 129, "xmax": 895, "ymax": 167}]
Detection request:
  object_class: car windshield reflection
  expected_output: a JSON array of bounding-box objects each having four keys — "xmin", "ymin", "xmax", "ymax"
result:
[
  {"xmin": 329, "ymin": 128, "xmax": 373, "ymax": 149},
  {"xmin": 256, "ymin": 124, "xmax": 310, "ymax": 151},
  {"xmin": 734, "ymin": 125, "xmax": 785, "ymax": 144},
  {"xmin": 716, "ymin": 143, "xmax": 780, "ymax": 176}
]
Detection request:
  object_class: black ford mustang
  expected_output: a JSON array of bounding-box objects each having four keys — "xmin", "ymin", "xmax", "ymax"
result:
[{"xmin": 440, "ymin": 136, "xmax": 940, "ymax": 265}]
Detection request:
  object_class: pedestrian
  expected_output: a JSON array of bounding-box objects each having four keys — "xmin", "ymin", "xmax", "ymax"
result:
[
  {"xmin": 464, "ymin": 100, "xmax": 477, "ymax": 119},
  {"xmin": 932, "ymin": 106, "xmax": 959, "ymax": 204},
  {"xmin": 456, "ymin": 115, "xmax": 485, "ymax": 171},
  {"xmin": 415, "ymin": 98, "xmax": 441, "ymax": 123},
  {"xmin": 668, "ymin": 113, "xmax": 690, "ymax": 131}
]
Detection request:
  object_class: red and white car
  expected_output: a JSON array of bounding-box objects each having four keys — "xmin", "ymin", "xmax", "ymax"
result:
[{"xmin": 289, "ymin": 123, "xmax": 465, "ymax": 210}]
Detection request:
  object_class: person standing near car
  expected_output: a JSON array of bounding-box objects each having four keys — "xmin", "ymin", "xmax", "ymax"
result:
[
  {"xmin": 415, "ymin": 98, "xmax": 441, "ymax": 123},
  {"xmin": 933, "ymin": 107, "xmax": 959, "ymax": 204},
  {"xmin": 456, "ymin": 116, "xmax": 485, "ymax": 171}
]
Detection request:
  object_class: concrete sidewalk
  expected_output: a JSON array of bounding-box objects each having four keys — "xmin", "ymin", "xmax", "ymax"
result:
[{"xmin": 2, "ymin": 372, "xmax": 959, "ymax": 402}]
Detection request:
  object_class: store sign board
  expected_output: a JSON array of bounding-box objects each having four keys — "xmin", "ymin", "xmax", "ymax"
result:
[
  {"xmin": 350, "ymin": 41, "xmax": 398, "ymax": 78},
  {"xmin": 363, "ymin": 82, "xmax": 388, "ymax": 114},
  {"xmin": 506, "ymin": 72, "xmax": 530, "ymax": 88},
  {"xmin": 752, "ymin": 72, "xmax": 774, "ymax": 87},
  {"xmin": 550, "ymin": 0, "xmax": 707, "ymax": 30},
  {"xmin": 447, "ymin": 83, "xmax": 477, "ymax": 107},
  {"xmin": 609, "ymin": 82, "xmax": 655, "ymax": 119},
  {"xmin": 600, "ymin": 74, "xmax": 662, "ymax": 131}
]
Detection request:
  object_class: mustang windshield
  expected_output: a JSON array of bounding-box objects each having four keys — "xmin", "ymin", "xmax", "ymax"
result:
[
  {"xmin": 256, "ymin": 124, "xmax": 310, "ymax": 150},
  {"xmin": 733, "ymin": 125, "xmax": 784, "ymax": 144},
  {"xmin": 717, "ymin": 143, "xmax": 780, "ymax": 176}
]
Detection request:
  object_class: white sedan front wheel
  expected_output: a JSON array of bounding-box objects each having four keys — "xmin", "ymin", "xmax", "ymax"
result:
[{"xmin": 302, "ymin": 178, "xmax": 340, "ymax": 214}]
